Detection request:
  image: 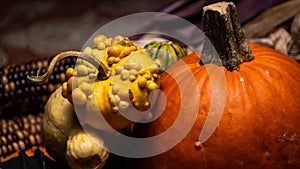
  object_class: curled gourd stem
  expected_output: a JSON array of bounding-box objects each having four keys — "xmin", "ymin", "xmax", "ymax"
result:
[{"xmin": 27, "ymin": 51, "xmax": 111, "ymax": 83}]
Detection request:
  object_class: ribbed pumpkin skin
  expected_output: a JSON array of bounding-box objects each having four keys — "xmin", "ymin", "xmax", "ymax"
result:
[{"xmin": 136, "ymin": 43, "xmax": 300, "ymax": 169}]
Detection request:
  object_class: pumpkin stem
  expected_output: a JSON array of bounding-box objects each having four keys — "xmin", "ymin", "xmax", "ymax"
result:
[
  {"xmin": 27, "ymin": 51, "xmax": 111, "ymax": 83},
  {"xmin": 201, "ymin": 2, "xmax": 254, "ymax": 71}
]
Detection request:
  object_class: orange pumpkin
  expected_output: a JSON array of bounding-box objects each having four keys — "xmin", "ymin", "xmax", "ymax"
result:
[
  {"xmin": 137, "ymin": 43, "xmax": 300, "ymax": 168},
  {"xmin": 135, "ymin": 2, "xmax": 300, "ymax": 169}
]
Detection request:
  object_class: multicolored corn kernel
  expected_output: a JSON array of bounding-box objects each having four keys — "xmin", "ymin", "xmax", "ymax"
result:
[
  {"xmin": 0, "ymin": 56, "xmax": 76, "ymax": 114},
  {"xmin": 0, "ymin": 113, "xmax": 43, "ymax": 161}
]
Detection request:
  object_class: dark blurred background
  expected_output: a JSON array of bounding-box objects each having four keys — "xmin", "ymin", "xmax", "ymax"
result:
[{"xmin": 0, "ymin": 0, "xmax": 286, "ymax": 67}]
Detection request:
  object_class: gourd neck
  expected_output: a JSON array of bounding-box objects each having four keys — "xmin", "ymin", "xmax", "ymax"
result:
[{"xmin": 201, "ymin": 2, "xmax": 254, "ymax": 71}]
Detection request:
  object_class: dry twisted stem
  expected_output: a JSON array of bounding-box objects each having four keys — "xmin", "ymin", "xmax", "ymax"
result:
[{"xmin": 27, "ymin": 51, "xmax": 111, "ymax": 83}]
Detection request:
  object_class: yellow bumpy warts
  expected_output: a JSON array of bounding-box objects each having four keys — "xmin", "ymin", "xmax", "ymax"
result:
[{"xmin": 61, "ymin": 35, "xmax": 161, "ymax": 131}]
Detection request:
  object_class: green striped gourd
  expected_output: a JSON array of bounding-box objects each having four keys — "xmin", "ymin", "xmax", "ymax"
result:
[{"xmin": 144, "ymin": 41, "xmax": 186, "ymax": 70}]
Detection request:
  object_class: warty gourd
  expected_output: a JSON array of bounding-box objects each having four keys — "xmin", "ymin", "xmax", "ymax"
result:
[{"xmin": 28, "ymin": 35, "xmax": 183, "ymax": 169}]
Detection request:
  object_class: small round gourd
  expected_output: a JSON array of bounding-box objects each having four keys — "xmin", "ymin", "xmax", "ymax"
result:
[{"xmin": 144, "ymin": 41, "xmax": 186, "ymax": 70}]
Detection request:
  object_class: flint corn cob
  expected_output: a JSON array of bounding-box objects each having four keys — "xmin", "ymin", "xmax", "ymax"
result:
[
  {"xmin": 0, "ymin": 56, "xmax": 76, "ymax": 114},
  {"xmin": 0, "ymin": 112, "xmax": 43, "ymax": 160}
]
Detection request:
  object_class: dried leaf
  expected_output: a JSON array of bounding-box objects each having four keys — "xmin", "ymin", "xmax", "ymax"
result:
[
  {"xmin": 243, "ymin": 0, "xmax": 300, "ymax": 38},
  {"xmin": 291, "ymin": 55, "xmax": 300, "ymax": 61},
  {"xmin": 269, "ymin": 28, "xmax": 293, "ymax": 54},
  {"xmin": 291, "ymin": 13, "xmax": 300, "ymax": 47},
  {"xmin": 289, "ymin": 43, "xmax": 300, "ymax": 61},
  {"xmin": 248, "ymin": 38, "xmax": 274, "ymax": 48}
]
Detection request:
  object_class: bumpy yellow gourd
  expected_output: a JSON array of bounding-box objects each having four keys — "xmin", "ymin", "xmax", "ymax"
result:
[
  {"xmin": 61, "ymin": 37, "xmax": 160, "ymax": 131},
  {"xmin": 27, "ymin": 35, "xmax": 163, "ymax": 169}
]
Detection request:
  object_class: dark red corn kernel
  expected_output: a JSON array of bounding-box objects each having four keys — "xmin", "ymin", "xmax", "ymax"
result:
[
  {"xmin": 35, "ymin": 134, "xmax": 42, "ymax": 145},
  {"xmin": 2, "ymin": 128, "xmax": 8, "ymax": 135},
  {"xmin": 23, "ymin": 138, "xmax": 31, "ymax": 148},
  {"xmin": 7, "ymin": 126, "xmax": 14, "ymax": 134},
  {"xmin": 7, "ymin": 134, "xmax": 13, "ymax": 142},
  {"xmin": 16, "ymin": 118, "xmax": 24, "ymax": 129}
]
